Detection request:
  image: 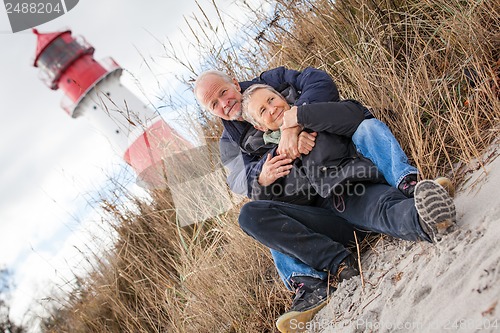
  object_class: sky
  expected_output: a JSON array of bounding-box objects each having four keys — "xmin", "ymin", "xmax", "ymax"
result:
[{"xmin": 0, "ymin": 0, "xmax": 260, "ymax": 327}]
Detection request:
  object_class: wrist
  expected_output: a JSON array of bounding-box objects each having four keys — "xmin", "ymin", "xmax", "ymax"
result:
[
  {"xmin": 281, "ymin": 124, "xmax": 302, "ymax": 134},
  {"xmin": 257, "ymin": 173, "xmax": 269, "ymax": 186},
  {"xmin": 281, "ymin": 106, "xmax": 299, "ymax": 129}
]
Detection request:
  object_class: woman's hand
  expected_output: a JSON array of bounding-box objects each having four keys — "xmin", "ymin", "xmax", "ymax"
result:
[
  {"xmin": 258, "ymin": 153, "xmax": 293, "ymax": 187},
  {"xmin": 298, "ymin": 131, "xmax": 317, "ymax": 155},
  {"xmin": 277, "ymin": 126, "xmax": 302, "ymax": 159}
]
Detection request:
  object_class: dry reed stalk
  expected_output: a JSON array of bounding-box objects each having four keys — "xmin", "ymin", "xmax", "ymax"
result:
[{"xmin": 353, "ymin": 231, "xmax": 365, "ymax": 291}]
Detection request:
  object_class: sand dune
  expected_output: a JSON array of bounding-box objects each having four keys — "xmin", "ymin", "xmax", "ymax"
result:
[{"xmin": 308, "ymin": 141, "xmax": 500, "ymax": 333}]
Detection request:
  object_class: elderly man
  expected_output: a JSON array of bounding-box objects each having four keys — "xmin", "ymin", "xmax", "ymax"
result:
[{"xmin": 194, "ymin": 67, "xmax": 419, "ymax": 332}]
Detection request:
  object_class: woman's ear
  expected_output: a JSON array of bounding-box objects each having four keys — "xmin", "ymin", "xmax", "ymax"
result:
[{"xmin": 254, "ymin": 124, "xmax": 267, "ymax": 132}]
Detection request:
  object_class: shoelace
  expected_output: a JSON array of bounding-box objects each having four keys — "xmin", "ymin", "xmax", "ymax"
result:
[
  {"xmin": 290, "ymin": 282, "xmax": 306, "ymax": 304},
  {"xmin": 336, "ymin": 263, "xmax": 347, "ymax": 279},
  {"xmin": 293, "ymin": 282, "xmax": 304, "ymax": 293}
]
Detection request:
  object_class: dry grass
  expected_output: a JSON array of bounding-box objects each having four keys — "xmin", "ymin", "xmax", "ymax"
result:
[
  {"xmin": 246, "ymin": 0, "xmax": 500, "ymax": 183},
  {"xmin": 41, "ymin": 186, "xmax": 287, "ymax": 333},
  {"xmin": 40, "ymin": 0, "xmax": 499, "ymax": 332}
]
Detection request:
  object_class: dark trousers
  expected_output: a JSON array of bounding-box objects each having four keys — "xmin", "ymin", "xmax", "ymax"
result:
[
  {"xmin": 239, "ymin": 201, "xmax": 357, "ymax": 275},
  {"xmin": 238, "ymin": 182, "xmax": 430, "ymax": 276},
  {"xmin": 326, "ymin": 183, "xmax": 430, "ymax": 242}
]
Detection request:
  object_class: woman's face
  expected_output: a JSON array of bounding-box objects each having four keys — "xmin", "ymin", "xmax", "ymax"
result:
[{"xmin": 247, "ymin": 88, "xmax": 291, "ymax": 131}]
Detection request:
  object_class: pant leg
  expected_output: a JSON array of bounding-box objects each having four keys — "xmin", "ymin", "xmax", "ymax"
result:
[
  {"xmin": 352, "ymin": 118, "xmax": 418, "ymax": 187},
  {"xmin": 239, "ymin": 200, "xmax": 357, "ymax": 276},
  {"xmin": 329, "ymin": 183, "xmax": 431, "ymax": 242},
  {"xmin": 270, "ymin": 249, "xmax": 328, "ymax": 290}
]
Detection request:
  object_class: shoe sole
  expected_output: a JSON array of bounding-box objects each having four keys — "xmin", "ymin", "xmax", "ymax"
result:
[
  {"xmin": 414, "ymin": 180, "xmax": 457, "ymax": 242},
  {"xmin": 275, "ymin": 299, "xmax": 328, "ymax": 333},
  {"xmin": 434, "ymin": 176, "xmax": 455, "ymax": 197}
]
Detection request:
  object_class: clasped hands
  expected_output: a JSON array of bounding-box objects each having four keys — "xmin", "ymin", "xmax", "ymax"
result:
[{"xmin": 258, "ymin": 106, "xmax": 318, "ymax": 186}]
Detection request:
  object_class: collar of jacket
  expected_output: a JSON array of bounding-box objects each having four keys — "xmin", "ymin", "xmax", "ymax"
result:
[{"xmin": 239, "ymin": 123, "xmax": 277, "ymax": 157}]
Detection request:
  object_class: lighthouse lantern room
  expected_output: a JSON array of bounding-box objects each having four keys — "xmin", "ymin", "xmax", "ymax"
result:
[{"xmin": 32, "ymin": 29, "xmax": 193, "ymax": 189}]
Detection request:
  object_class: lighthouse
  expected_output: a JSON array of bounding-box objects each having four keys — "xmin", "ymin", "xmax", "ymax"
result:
[
  {"xmin": 32, "ymin": 28, "xmax": 193, "ymax": 189},
  {"xmin": 32, "ymin": 29, "xmax": 235, "ymax": 225}
]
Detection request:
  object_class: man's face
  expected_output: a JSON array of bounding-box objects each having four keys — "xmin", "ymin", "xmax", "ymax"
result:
[
  {"xmin": 247, "ymin": 88, "xmax": 291, "ymax": 131},
  {"xmin": 196, "ymin": 74, "xmax": 243, "ymax": 121}
]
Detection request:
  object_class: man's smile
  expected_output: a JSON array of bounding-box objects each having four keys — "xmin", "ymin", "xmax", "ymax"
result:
[{"xmin": 225, "ymin": 101, "xmax": 238, "ymax": 116}]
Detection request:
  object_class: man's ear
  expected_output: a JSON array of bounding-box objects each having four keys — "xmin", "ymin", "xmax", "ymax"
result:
[{"xmin": 232, "ymin": 78, "xmax": 241, "ymax": 91}]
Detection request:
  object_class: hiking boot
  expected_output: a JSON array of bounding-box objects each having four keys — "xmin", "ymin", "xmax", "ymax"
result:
[
  {"xmin": 434, "ymin": 176, "xmax": 455, "ymax": 197},
  {"xmin": 275, "ymin": 276, "xmax": 335, "ymax": 333},
  {"xmin": 398, "ymin": 173, "xmax": 418, "ymax": 197},
  {"xmin": 336, "ymin": 253, "xmax": 360, "ymax": 283},
  {"xmin": 414, "ymin": 180, "xmax": 457, "ymax": 242}
]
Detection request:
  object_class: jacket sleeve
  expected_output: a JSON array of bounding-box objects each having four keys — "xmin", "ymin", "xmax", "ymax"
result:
[
  {"xmin": 296, "ymin": 100, "xmax": 366, "ymax": 137},
  {"xmin": 247, "ymin": 148, "xmax": 280, "ymax": 201},
  {"xmin": 252, "ymin": 66, "xmax": 340, "ymax": 104},
  {"xmin": 219, "ymin": 132, "xmax": 261, "ymax": 197}
]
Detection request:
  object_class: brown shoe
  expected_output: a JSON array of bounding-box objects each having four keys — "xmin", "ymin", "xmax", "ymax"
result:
[{"xmin": 275, "ymin": 276, "xmax": 334, "ymax": 332}]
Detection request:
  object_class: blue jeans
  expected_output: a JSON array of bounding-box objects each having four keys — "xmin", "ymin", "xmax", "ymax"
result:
[
  {"xmin": 352, "ymin": 118, "xmax": 418, "ymax": 187},
  {"xmin": 271, "ymin": 249, "xmax": 327, "ymax": 289},
  {"xmin": 259, "ymin": 118, "xmax": 419, "ymax": 289}
]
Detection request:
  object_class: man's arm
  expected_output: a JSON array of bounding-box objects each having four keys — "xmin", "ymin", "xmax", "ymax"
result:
[
  {"xmin": 257, "ymin": 66, "xmax": 340, "ymax": 104},
  {"xmin": 247, "ymin": 150, "xmax": 280, "ymax": 201},
  {"xmin": 296, "ymin": 100, "xmax": 366, "ymax": 136},
  {"xmin": 220, "ymin": 127, "xmax": 291, "ymax": 198},
  {"xmin": 219, "ymin": 131, "xmax": 259, "ymax": 197},
  {"xmin": 248, "ymin": 150, "xmax": 315, "ymax": 205}
]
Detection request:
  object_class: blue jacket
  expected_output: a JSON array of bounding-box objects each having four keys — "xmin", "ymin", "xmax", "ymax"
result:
[{"xmin": 219, "ymin": 66, "xmax": 340, "ymax": 197}]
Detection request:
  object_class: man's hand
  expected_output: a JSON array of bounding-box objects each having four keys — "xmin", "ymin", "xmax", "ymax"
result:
[
  {"xmin": 277, "ymin": 126, "xmax": 302, "ymax": 159},
  {"xmin": 258, "ymin": 154, "xmax": 293, "ymax": 187},
  {"xmin": 281, "ymin": 106, "xmax": 299, "ymax": 130},
  {"xmin": 298, "ymin": 131, "xmax": 317, "ymax": 155}
]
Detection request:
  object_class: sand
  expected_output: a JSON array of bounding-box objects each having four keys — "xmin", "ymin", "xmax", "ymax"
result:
[{"xmin": 307, "ymin": 141, "xmax": 500, "ymax": 333}]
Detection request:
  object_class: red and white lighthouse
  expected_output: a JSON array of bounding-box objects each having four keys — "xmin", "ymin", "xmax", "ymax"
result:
[{"xmin": 32, "ymin": 28, "xmax": 193, "ymax": 189}]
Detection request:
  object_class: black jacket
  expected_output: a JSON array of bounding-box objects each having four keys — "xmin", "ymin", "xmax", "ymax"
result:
[{"xmin": 243, "ymin": 100, "xmax": 386, "ymax": 202}]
